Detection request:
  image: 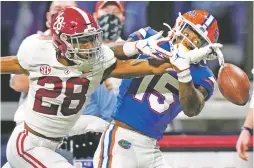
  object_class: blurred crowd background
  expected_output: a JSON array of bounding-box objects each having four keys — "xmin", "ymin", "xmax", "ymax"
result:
[{"xmin": 1, "ymin": 1, "xmax": 253, "ymax": 167}]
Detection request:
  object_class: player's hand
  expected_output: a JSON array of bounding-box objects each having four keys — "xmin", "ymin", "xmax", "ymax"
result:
[
  {"xmin": 189, "ymin": 43, "xmax": 224, "ymax": 65},
  {"xmin": 150, "ymin": 39, "xmax": 191, "ymax": 72},
  {"xmin": 236, "ymin": 129, "xmax": 251, "ymax": 161},
  {"xmin": 166, "ymin": 43, "xmax": 223, "ymax": 72},
  {"xmin": 135, "ymin": 31, "xmax": 165, "ymax": 59},
  {"xmin": 214, "ymin": 48, "xmax": 225, "ymax": 66}
]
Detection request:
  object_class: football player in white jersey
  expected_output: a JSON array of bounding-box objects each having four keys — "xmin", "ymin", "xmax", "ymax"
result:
[
  {"xmin": 9, "ymin": 0, "xmax": 78, "ymax": 128},
  {"xmin": 1, "ymin": 7, "xmax": 172, "ymax": 168},
  {"xmin": 3, "ymin": 2, "xmax": 86, "ymax": 167}
]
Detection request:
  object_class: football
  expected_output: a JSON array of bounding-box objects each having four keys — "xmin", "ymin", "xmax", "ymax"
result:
[{"xmin": 217, "ymin": 63, "xmax": 250, "ymax": 106}]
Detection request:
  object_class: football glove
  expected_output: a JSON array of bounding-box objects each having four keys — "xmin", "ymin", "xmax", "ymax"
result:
[
  {"xmin": 189, "ymin": 43, "xmax": 224, "ymax": 65},
  {"xmin": 135, "ymin": 31, "xmax": 165, "ymax": 58},
  {"xmin": 150, "ymin": 38, "xmax": 224, "ymax": 83}
]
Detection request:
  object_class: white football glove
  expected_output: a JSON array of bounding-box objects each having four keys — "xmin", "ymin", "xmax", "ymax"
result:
[
  {"xmin": 215, "ymin": 48, "xmax": 225, "ymax": 67},
  {"xmin": 169, "ymin": 44, "xmax": 193, "ymax": 83},
  {"xmin": 188, "ymin": 43, "xmax": 224, "ymax": 66},
  {"xmin": 135, "ymin": 31, "xmax": 165, "ymax": 58},
  {"xmin": 148, "ymin": 40, "xmax": 224, "ymax": 83}
]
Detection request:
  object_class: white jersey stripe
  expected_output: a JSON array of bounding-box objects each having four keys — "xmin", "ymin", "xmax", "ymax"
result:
[
  {"xmin": 139, "ymin": 28, "xmax": 147, "ymax": 38},
  {"xmin": 70, "ymin": 7, "xmax": 92, "ymax": 29}
]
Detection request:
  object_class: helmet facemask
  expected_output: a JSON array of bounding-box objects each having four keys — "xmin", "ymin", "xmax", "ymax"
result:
[{"xmin": 60, "ymin": 29, "xmax": 104, "ymax": 74}]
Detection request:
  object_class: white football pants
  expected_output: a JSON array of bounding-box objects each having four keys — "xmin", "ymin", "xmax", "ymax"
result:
[
  {"xmin": 6, "ymin": 123, "xmax": 74, "ymax": 168},
  {"xmin": 93, "ymin": 123, "xmax": 171, "ymax": 168}
]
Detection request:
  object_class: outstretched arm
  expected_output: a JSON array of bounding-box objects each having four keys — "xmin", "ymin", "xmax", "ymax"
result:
[
  {"xmin": 107, "ymin": 31, "xmax": 163, "ymax": 59},
  {"xmin": 0, "ymin": 56, "xmax": 27, "ymax": 74},
  {"xmin": 106, "ymin": 59, "xmax": 173, "ymax": 79}
]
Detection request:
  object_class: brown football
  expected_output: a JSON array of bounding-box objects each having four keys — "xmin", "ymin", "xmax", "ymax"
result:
[{"xmin": 217, "ymin": 63, "xmax": 250, "ymax": 105}]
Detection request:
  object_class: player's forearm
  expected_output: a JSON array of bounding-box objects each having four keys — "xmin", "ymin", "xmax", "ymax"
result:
[
  {"xmin": 243, "ymin": 108, "xmax": 254, "ymax": 128},
  {"xmin": 0, "ymin": 56, "xmax": 25, "ymax": 74},
  {"xmin": 110, "ymin": 60, "xmax": 171, "ymax": 79},
  {"xmin": 179, "ymin": 82, "xmax": 205, "ymax": 117},
  {"xmin": 110, "ymin": 60, "xmax": 153, "ymax": 78}
]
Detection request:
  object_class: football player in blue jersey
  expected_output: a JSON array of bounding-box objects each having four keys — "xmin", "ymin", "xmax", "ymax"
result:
[{"xmin": 93, "ymin": 10, "xmax": 224, "ymax": 168}]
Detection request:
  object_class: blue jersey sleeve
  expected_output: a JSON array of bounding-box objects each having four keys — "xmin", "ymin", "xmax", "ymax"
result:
[
  {"xmin": 128, "ymin": 27, "xmax": 172, "ymax": 60},
  {"xmin": 128, "ymin": 27, "xmax": 158, "ymax": 41},
  {"xmin": 190, "ymin": 64, "xmax": 216, "ymax": 101}
]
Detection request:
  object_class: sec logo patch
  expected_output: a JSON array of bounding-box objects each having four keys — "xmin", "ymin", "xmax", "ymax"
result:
[{"xmin": 40, "ymin": 64, "xmax": 51, "ymax": 75}]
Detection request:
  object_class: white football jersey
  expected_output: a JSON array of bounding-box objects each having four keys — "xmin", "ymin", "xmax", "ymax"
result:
[{"xmin": 17, "ymin": 34, "xmax": 116, "ymax": 137}]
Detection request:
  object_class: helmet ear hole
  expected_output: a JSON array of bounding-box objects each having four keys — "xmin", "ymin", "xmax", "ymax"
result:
[{"xmin": 60, "ymin": 34, "xmax": 68, "ymax": 41}]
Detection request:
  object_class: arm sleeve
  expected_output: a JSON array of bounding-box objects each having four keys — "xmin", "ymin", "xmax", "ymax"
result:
[
  {"xmin": 17, "ymin": 34, "xmax": 55, "ymax": 71},
  {"xmin": 128, "ymin": 27, "xmax": 158, "ymax": 40},
  {"xmin": 128, "ymin": 27, "xmax": 159, "ymax": 59},
  {"xmin": 16, "ymin": 38, "xmax": 31, "ymax": 70}
]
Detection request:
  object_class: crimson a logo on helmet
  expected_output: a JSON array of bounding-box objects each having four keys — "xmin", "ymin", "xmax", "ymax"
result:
[{"xmin": 40, "ymin": 64, "xmax": 51, "ymax": 75}]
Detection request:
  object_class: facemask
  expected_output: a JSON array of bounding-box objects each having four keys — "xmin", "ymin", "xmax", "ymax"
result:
[{"xmin": 97, "ymin": 13, "xmax": 123, "ymax": 42}]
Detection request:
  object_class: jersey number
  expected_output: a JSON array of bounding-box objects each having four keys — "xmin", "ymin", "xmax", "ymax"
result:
[
  {"xmin": 33, "ymin": 76, "xmax": 89, "ymax": 116},
  {"xmin": 133, "ymin": 73, "xmax": 178, "ymax": 114}
]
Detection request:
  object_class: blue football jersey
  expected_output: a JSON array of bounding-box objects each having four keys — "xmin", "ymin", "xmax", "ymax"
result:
[{"xmin": 112, "ymin": 27, "xmax": 216, "ymax": 140}]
